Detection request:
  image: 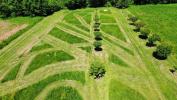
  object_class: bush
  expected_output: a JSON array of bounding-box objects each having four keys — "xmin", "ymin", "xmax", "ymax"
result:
[
  {"xmin": 146, "ymin": 34, "xmax": 161, "ymax": 47},
  {"xmin": 139, "ymin": 28, "xmax": 150, "ymax": 39},
  {"xmin": 94, "ymin": 41, "xmax": 102, "ymax": 51},
  {"xmin": 129, "ymin": 16, "xmax": 138, "ymax": 24},
  {"xmin": 65, "ymin": 0, "xmax": 87, "ymax": 10},
  {"xmin": 134, "ymin": 21, "xmax": 145, "ymax": 32},
  {"xmin": 94, "ymin": 32, "xmax": 102, "ymax": 40},
  {"xmin": 89, "ymin": 61, "xmax": 106, "ymax": 79},
  {"xmin": 153, "ymin": 43, "xmax": 172, "ymax": 60}
]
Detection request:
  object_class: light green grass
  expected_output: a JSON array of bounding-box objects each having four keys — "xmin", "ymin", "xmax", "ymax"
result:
[
  {"xmin": 79, "ymin": 46, "xmax": 92, "ymax": 53},
  {"xmin": 14, "ymin": 71, "xmax": 85, "ymax": 100},
  {"xmin": 101, "ymin": 24, "xmax": 126, "ymax": 41},
  {"xmin": 30, "ymin": 41, "xmax": 52, "ymax": 52},
  {"xmin": 109, "ymin": 79, "xmax": 146, "ymax": 100},
  {"xmin": 25, "ymin": 50, "xmax": 74, "ymax": 75},
  {"xmin": 128, "ymin": 4, "xmax": 177, "ymax": 58},
  {"xmin": 99, "ymin": 9, "xmax": 112, "ymax": 14},
  {"xmin": 45, "ymin": 86, "xmax": 83, "ymax": 100},
  {"xmin": 1, "ymin": 63, "xmax": 21, "ymax": 83},
  {"xmin": 49, "ymin": 27, "xmax": 87, "ymax": 44},
  {"xmin": 109, "ymin": 54, "xmax": 129, "ymax": 67},
  {"xmin": 100, "ymin": 14, "xmax": 116, "ymax": 23}
]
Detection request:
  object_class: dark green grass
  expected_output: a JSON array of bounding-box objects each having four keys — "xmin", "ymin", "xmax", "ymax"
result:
[
  {"xmin": 59, "ymin": 23, "xmax": 90, "ymax": 37},
  {"xmin": 14, "ymin": 71, "xmax": 85, "ymax": 100},
  {"xmin": 1, "ymin": 63, "xmax": 21, "ymax": 83},
  {"xmin": 25, "ymin": 50, "xmax": 74, "ymax": 75},
  {"xmin": 30, "ymin": 42, "xmax": 52, "ymax": 52},
  {"xmin": 82, "ymin": 13, "xmax": 92, "ymax": 25},
  {"xmin": 100, "ymin": 14, "xmax": 116, "ymax": 23},
  {"xmin": 79, "ymin": 46, "xmax": 92, "ymax": 53},
  {"xmin": 128, "ymin": 4, "xmax": 177, "ymax": 58},
  {"xmin": 101, "ymin": 24, "xmax": 126, "ymax": 42},
  {"xmin": 109, "ymin": 54, "xmax": 129, "ymax": 67},
  {"xmin": 49, "ymin": 28, "xmax": 87, "ymax": 44},
  {"xmin": 109, "ymin": 79, "xmax": 146, "ymax": 100},
  {"xmin": 45, "ymin": 86, "xmax": 83, "ymax": 100}
]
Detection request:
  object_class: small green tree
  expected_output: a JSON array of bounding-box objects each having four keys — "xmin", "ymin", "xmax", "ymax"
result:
[
  {"xmin": 129, "ymin": 16, "xmax": 138, "ymax": 23},
  {"xmin": 139, "ymin": 28, "xmax": 150, "ymax": 39},
  {"xmin": 94, "ymin": 32, "xmax": 102, "ymax": 40},
  {"xmin": 154, "ymin": 43, "xmax": 172, "ymax": 60},
  {"xmin": 89, "ymin": 61, "xmax": 106, "ymax": 79},
  {"xmin": 134, "ymin": 21, "xmax": 145, "ymax": 32},
  {"xmin": 94, "ymin": 41, "xmax": 102, "ymax": 51},
  {"xmin": 147, "ymin": 34, "xmax": 161, "ymax": 46}
]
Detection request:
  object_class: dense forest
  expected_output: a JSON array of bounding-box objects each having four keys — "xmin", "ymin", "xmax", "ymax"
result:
[{"xmin": 0, "ymin": 0, "xmax": 177, "ymax": 17}]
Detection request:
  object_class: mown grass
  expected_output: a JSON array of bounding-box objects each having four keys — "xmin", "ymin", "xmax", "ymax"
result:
[
  {"xmin": 109, "ymin": 54, "xmax": 129, "ymax": 67},
  {"xmin": 109, "ymin": 79, "xmax": 146, "ymax": 100},
  {"xmin": 49, "ymin": 27, "xmax": 87, "ymax": 44},
  {"xmin": 100, "ymin": 14, "xmax": 116, "ymax": 23},
  {"xmin": 0, "ymin": 17, "xmax": 43, "ymax": 50},
  {"xmin": 14, "ymin": 71, "xmax": 85, "ymax": 100},
  {"xmin": 25, "ymin": 50, "xmax": 74, "ymax": 75},
  {"xmin": 79, "ymin": 46, "xmax": 92, "ymax": 53},
  {"xmin": 128, "ymin": 4, "xmax": 177, "ymax": 58},
  {"xmin": 59, "ymin": 23, "xmax": 90, "ymax": 37},
  {"xmin": 1, "ymin": 63, "xmax": 21, "ymax": 83},
  {"xmin": 30, "ymin": 41, "xmax": 52, "ymax": 52},
  {"xmin": 64, "ymin": 13, "xmax": 89, "ymax": 32},
  {"xmin": 45, "ymin": 86, "xmax": 83, "ymax": 100},
  {"xmin": 99, "ymin": 9, "xmax": 112, "ymax": 14},
  {"xmin": 101, "ymin": 24, "xmax": 126, "ymax": 41}
]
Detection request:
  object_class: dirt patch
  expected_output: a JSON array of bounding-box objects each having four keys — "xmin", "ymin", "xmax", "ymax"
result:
[{"xmin": 0, "ymin": 24, "xmax": 28, "ymax": 41}]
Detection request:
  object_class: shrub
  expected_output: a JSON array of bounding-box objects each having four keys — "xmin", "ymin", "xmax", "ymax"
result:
[
  {"xmin": 129, "ymin": 16, "xmax": 138, "ymax": 23},
  {"xmin": 139, "ymin": 28, "xmax": 150, "ymax": 39},
  {"xmin": 134, "ymin": 21, "xmax": 145, "ymax": 32},
  {"xmin": 94, "ymin": 41, "xmax": 102, "ymax": 51},
  {"xmin": 146, "ymin": 34, "xmax": 161, "ymax": 47},
  {"xmin": 115, "ymin": 0, "xmax": 133, "ymax": 8},
  {"xmin": 153, "ymin": 43, "xmax": 172, "ymax": 60},
  {"xmin": 65, "ymin": 0, "xmax": 87, "ymax": 10},
  {"xmin": 89, "ymin": 61, "xmax": 106, "ymax": 79},
  {"xmin": 94, "ymin": 32, "xmax": 102, "ymax": 40}
]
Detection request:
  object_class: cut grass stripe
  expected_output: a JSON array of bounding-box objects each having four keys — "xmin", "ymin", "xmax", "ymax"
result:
[
  {"xmin": 25, "ymin": 50, "xmax": 74, "ymax": 75},
  {"xmin": 45, "ymin": 86, "xmax": 83, "ymax": 100},
  {"xmin": 109, "ymin": 79, "xmax": 146, "ymax": 100},
  {"xmin": 49, "ymin": 27, "xmax": 87, "ymax": 44},
  {"xmin": 109, "ymin": 54, "xmax": 129, "ymax": 67},
  {"xmin": 30, "ymin": 41, "xmax": 52, "ymax": 52},
  {"xmin": 79, "ymin": 46, "xmax": 92, "ymax": 53},
  {"xmin": 14, "ymin": 71, "xmax": 85, "ymax": 100},
  {"xmin": 1, "ymin": 63, "xmax": 21, "ymax": 83}
]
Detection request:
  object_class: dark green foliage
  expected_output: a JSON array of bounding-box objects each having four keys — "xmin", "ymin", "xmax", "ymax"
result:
[
  {"xmin": 128, "ymin": 16, "xmax": 138, "ymax": 23},
  {"xmin": 14, "ymin": 71, "xmax": 85, "ymax": 100},
  {"xmin": 139, "ymin": 28, "xmax": 150, "ymax": 39},
  {"xmin": 1, "ymin": 63, "xmax": 21, "ymax": 83},
  {"xmin": 65, "ymin": 0, "xmax": 87, "ymax": 10},
  {"xmin": 88, "ymin": 0, "xmax": 107, "ymax": 7},
  {"xmin": 25, "ymin": 51, "xmax": 74, "ymax": 75},
  {"xmin": 94, "ymin": 41, "xmax": 102, "ymax": 51},
  {"xmin": 89, "ymin": 61, "xmax": 106, "ymax": 79},
  {"xmin": 153, "ymin": 43, "xmax": 172, "ymax": 60},
  {"xmin": 134, "ymin": 0, "xmax": 177, "ymax": 4},
  {"xmin": 147, "ymin": 34, "xmax": 161, "ymax": 47},
  {"xmin": 45, "ymin": 87, "xmax": 83, "ymax": 100},
  {"xmin": 94, "ymin": 32, "xmax": 102, "ymax": 40}
]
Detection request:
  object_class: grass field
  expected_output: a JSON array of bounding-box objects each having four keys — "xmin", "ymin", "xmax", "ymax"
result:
[{"xmin": 0, "ymin": 5, "xmax": 177, "ymax": 100}]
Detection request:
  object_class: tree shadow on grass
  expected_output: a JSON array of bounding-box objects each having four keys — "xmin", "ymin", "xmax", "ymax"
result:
[
  {"xmin": 153, "ymin": 51, "xmax": 167, "ymax": 60},
  {"xmin": 138, "ymin": 35, "xmax": 148, "ymax": 40}
]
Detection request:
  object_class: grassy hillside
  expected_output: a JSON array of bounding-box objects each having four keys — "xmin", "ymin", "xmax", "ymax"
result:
[{"xmin": 128, "ymin": 4, "xmax": 177, "ymax": 58}]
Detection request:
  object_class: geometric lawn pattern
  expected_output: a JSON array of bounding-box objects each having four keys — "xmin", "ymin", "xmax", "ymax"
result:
[{"xmin": 0, "ymin": 8, "xmax": 177, "ymax": 100}]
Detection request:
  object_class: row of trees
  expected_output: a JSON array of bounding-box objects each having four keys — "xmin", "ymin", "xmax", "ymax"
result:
[{"xmin": 134, "ymin": 0, "xmax": 177, "ymax": 4}]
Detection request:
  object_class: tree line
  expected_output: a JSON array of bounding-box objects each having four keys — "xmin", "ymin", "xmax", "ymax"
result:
[{"xmin": 0, "ymin": 0, "xmax": 177, "ymax": 17}]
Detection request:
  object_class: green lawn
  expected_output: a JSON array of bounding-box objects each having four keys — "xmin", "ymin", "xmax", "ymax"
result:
[
  {"xmin": 79, "ymin": 46, "xmax": 92, "ymax": 53},
  {"xmin": 128, "ymin": 4, "xmax": 177, "ymax": 58},
  {"xmin": 101, "ymin": 24, "xmax": 126, "ymax": 41},
  {"xmin": 100, "ymin": 14, "xmax": 116, "ymax": 23},
  {"xmin": 30, "ymin": 41, "xmax": 52, "ymax": 52},
  {"xmin": 15, "ymin": 71, "xmax": 85, "ymax": 100},
  {"xmin": 109, "ymin": 80, "xmax": 146, "ymax": 100},
  {"xmin": 109, "ymin": 54, "xmax": 129, "ymax": 67},
  {"xmin": 49, "ymin": 27, "xmax": 88, "ymax": 44},
  {"xmin": 25, "ymin": 50, "xmax": 74, "ymax": 75},
  {"xmin": 45, "ymin": 86, "xmax": 83, "ymax": 100}
]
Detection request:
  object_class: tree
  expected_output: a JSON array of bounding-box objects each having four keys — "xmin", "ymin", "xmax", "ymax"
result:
[
  {"xmin": 139, "ymin": 28, "xmax": 150, "ymax": 39},
  {"xmin": 94, "ymin": 41, "xmax": 102, "ymax": 51},
  {"xmin": 65, "ymin": 0, "xmax": 87, "ymax": 10},
  {"xmin": 115, "ymin": 0, "xmax": 133, "ymax": 8},
  {"xmin": 128, "ymin": 16, "xmax": 138, "ymax": 24},
  {"xmin": 89, "ymin": 61, "xmax": 106, "ymax": 79},
  {"xmin": 134, "ymin": 21, "xmax": 145, "ymax": 32},
  {"xmin": 94, "ymin": 32, "xmax": 102, "ymax": 40},
  {"xmin": 153, "ymin": 43, "xmax": 172, "ymax": 60},
  {"xmin": 147, "ymin": 34, "xmax": 161, "ymax": 47},
  {"xmin": 88, "ymin": 0, "xmax": 107, "ymax": 7}
]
